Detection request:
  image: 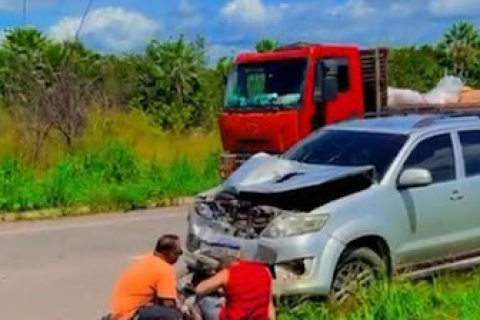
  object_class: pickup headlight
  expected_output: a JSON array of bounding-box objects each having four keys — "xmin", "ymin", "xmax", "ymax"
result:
[{"xmin": 262, "ymin": 213, "xmax": 329, "ymax": 238}]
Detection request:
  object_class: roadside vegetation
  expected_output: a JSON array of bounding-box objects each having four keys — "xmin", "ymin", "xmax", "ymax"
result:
[
  {"xmin": 0, "ymin": 21, "xmax": 479, "ymax": 218},
  {"xmin": 0, "ymin": 108, "xmax": 220, "ymax": 215},
  {"xmin": 279, "ymin": 271, "xmax": 480, "ymax": 320}
]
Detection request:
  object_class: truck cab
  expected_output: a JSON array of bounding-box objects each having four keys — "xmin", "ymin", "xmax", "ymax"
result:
[{"xmin": 220, "ymin": 43, "xmax": 388, "ymax": 177}]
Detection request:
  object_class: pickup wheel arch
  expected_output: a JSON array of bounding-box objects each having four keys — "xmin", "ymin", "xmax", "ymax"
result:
[{"xmin": 341, "ymin": 235, "xmax": 392, "ymax": 276}]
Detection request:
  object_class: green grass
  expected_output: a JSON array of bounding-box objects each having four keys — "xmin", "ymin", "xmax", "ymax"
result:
[
  {"xmin": 278, "ymin": 271, "xmax": 480, "ymax": 320},
  {"xmin": 0, "ymin": 139, "xmax": 220, "ymax": 214}
]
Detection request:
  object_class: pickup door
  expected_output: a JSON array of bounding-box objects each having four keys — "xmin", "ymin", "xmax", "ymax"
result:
[{"xmin": 396, "ymin": 133, "xmax": 471, "ymax": 264}]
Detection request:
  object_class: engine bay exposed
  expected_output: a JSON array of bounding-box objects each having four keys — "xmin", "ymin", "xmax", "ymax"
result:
[
  {"xmin": 195, "ymin": 169, "xmax": 374, "ymax": 239},
  {"xmin": 196, "ymin": 190, "xmax": 283, "ymax": 239}
]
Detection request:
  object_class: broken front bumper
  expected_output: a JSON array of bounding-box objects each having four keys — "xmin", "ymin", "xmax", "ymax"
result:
[{"xmin": 186, "ymin": 212, "xmax": 346, "ymax": 297}]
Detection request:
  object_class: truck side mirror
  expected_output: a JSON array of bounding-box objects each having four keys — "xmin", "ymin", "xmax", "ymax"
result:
[
  {"xmin": 314, "ymin": 63, "xmax": 324, "ymax": 103},
  {"xmin": 314, "ymin": 60, "xmax": 339, "ymax": 103}
]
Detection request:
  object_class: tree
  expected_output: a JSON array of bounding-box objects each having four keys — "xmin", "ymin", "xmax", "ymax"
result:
[
  {"xmin": 0, "ymin": 27, "xmax": 53, "ymax": 101},
  {"xmin": 438, "ymin": 21, "xmax": 480, "ymax": 80},
  {"xmin": 97, "ymin": 53, "xmax": 140, "ymax": 108},
  {"xmin": 0, "ymin": 27, "xmax": 99, "ymax": 162},
  {"xmin": 138, "ymin": 36, "xmax": 207, "ymax": 131},
  {"xmin": 255, "ymin": 38, "xmax": 280, "ymax": 52},
  {"xmin": 38, "ymin": 68, "xmax": 96, "ymax": 147},
  {"xmin": 388, "ymin": 45, "xmax": 444, "ymax": 92},
  {"xmin": 0, "ymin": 27, "xmax": 57, "ymax": 163}
]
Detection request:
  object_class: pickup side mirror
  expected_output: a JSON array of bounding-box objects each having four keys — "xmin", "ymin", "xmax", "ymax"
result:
[
  {"xmin": 398, "ymin": 168, "xmax": 433, "ymax": 189},
  {"xmin": 314, "ymin": 60, "xmax": 339, "ymax": 103}
]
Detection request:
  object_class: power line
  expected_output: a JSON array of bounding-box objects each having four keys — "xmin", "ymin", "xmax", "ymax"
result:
[
  {"xmin": 75, "ymin": 0, "xmax": 94, "ymax": 40},
  {"xmin": 23, "ymin": 0, "xmax": 27, "ymax": 25}
]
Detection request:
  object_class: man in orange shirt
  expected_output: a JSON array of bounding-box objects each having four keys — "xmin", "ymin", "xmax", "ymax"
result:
[{"xmin": 110, "ymin": 234, "xmax": 184, "ymax": 320}]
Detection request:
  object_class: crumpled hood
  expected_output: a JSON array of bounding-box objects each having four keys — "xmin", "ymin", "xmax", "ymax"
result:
[{"xmin": 223, "ymin": 152, "xmax": 375, "ymax": 194}]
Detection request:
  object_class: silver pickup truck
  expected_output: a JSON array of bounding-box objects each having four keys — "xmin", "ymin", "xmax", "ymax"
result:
[{"xmin": 185, "ymin": 114, "xmax": 480, "ymax": 304}]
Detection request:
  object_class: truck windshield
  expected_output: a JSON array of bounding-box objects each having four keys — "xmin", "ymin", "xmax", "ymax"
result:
[
  {"xmin": 224, "ymin": 58, "xmax": 307, "ymax": 109},
  {"xmin": 284, "ymin": 130, "xmax": 408, "ymax": 179}
]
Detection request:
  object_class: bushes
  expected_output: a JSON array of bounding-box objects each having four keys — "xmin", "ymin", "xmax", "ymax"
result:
[
  {"xmin": 388, "ymin": 46, "xmax": 444, "ymax": 92},
  {"xmin": 0, "ymin": 140, "xmax": 220, "ymax": 213}
]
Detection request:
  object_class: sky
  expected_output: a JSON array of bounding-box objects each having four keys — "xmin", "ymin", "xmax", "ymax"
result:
[{"xmin": 0, "ymin": 0, "xmax": 479, "ymax": 59}]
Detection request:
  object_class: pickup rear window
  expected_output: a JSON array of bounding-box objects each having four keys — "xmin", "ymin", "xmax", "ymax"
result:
[{"xmin": 284, "ymin": 130, "xmax": 407, "ymax": 179}]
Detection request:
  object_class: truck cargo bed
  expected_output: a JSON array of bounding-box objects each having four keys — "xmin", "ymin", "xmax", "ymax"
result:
[{"xmin": 360, "ymin": 48, "xmax": 389, "ymax": 114}]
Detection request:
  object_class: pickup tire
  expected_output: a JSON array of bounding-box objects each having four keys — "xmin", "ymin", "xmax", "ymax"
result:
[{"xmin": 329, "ymin": 247, "xmax": 386, "ymax": 305}]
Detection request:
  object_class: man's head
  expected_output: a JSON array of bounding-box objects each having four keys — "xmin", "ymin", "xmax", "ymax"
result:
[
  {"xmin": 154, "ymin": 234, "xmax": 183, "ymax": 265},
  {"xmin": 215, "ymin": 252, "xmax": 244, "ymax": 270}
]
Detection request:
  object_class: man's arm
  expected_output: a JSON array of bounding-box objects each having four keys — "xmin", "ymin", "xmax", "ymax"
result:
[
  {"xmin": 195, "ymin": 269, "xmax": 229, "ymax": 297},
  {"xmin": 268, "ymin": 298, "xmax": 276, "ymax": 320}
]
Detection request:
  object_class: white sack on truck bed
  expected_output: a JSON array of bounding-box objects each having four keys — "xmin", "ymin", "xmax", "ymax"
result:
[
  {"xmin": 387, "ymin": 88, "xmax": 425, "ymax": 106},
  {"xmin": 388, "ymin": 76, "xmax": 463, "ymax": 107}
]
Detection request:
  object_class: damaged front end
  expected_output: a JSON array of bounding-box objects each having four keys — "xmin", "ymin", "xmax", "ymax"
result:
[
  {"xmin": 186, "ymin": 153, "xmax": 375, "ymax": 295},
  {"xmin": 191, "ymin": 153, "xmax": 376, "ymax": 239}
]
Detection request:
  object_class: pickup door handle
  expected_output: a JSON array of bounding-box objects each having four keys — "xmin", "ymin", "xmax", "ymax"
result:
[{"xmin": 450, "ymin": 190, "xmax": 464, "ymax": 201}]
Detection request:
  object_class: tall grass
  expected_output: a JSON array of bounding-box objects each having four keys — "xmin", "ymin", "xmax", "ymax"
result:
[
  {"xmin": 278, "ymin": 272, "xmax": 480, "ymax": 320},
  {"xmin": 0, "ymin": 140, "xmax": 220, "ymax": 212},
  {"xmin": 0, "ymin": 109, "xmax": 221, "ymax": 214}
]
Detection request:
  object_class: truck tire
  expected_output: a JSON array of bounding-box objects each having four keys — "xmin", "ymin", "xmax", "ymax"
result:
[{"xmin": 329, "ymin": 247, "xmax": 386, "ymax": 305}]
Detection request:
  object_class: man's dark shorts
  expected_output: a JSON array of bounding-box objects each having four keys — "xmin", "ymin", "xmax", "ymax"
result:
[{"xmin": 135, "ymin": 305, "xmax": 183, "ymax": 320}]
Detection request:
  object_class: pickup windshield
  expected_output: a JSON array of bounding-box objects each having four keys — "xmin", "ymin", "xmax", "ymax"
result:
[
  {"xmin": 224, "ymin": 58, "xmax": 307, "ymax": 109},
  {"xmin": 284, "ymin": 130, "xmax": 408, "ymax": 179}
]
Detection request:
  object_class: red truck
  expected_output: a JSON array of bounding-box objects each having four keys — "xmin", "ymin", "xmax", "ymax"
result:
[{"xmin": 219, "ymin": 42, "xmax": 389, "ymax": 177}]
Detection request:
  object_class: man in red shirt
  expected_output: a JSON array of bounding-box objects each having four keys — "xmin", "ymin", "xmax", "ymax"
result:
[
  {"xmin": 110, "ymin": 234, "xmax": 184, "ymax": 320},
  {"xmin": 193, "ymin": 253, "xmax": 276, "ymax": 320}
]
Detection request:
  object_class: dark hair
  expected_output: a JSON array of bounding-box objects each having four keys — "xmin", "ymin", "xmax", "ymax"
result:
[{"xmin": 155, "ymin": 234, "xmax": 180, "ymax": 253}]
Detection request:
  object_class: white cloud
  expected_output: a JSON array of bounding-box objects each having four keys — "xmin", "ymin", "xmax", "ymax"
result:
[
  {"xmin": 178, "ymin": 0, "xmax": 202, "ymax": 27},
  {"xmin": 48, "ymin": 7, "xmax": 159, "ymax": 51},
  {"xmin": 429, "ymin": 0, "xmax": 479, "ymax": 16},
  {"xmin": 220, "ymin": 0, "xmax": 289, "ymax": 25},
  {"xmin": 327, "ymin": 0, "xmax": 376, "ymax": 19}
]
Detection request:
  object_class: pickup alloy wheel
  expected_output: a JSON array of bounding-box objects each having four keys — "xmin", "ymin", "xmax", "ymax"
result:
[{"xmin": 329, "ymin": 247, "xmax": 386, "ymax": 305}]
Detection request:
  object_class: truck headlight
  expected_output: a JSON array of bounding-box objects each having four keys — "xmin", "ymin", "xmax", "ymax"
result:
[{"xmin": 262, "ymin": 213, "xmax": 329, "ymax": 238}]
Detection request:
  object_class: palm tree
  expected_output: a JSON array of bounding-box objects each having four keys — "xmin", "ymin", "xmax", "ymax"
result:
[
  {"xmin": 140, "ymin": 36, "xmax": 207, "ymax": 130},
  {"xmin": 146, "ymin": 36, "xmax": 204, "ymax": 105},
  {"xmin": 255, "ymin": 38, "xmax": 280, "ymax": 52},
  {"xmin": 438, "ymin": 21, "xmax": 480, "ymax": 78},
  {"xmin": 1, "ymin": 26, "xmax": 49, "ymax": 55},
  {"xmin": 0, "ymin": 27, "xmax": 53, "ymax": 100}
]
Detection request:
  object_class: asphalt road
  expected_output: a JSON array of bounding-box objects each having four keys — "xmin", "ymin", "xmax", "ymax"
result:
[{"xmin": 0, "ymin": 206, "xmax": 188, "ymax": 320}]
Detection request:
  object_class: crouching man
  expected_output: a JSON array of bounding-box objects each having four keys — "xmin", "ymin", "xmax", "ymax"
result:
[
  {"xmin": 193, "ymin": 252, "xmax": 276, "ymax": 320},
  {"xmin": 110, "ymin": 234, "xmax": 184, "ymax": 320}
]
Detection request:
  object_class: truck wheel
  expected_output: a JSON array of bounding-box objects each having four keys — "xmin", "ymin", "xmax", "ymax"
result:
[{"xmin": 329, "ymin": 247, "xmax": 386, "ymax": 305}]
